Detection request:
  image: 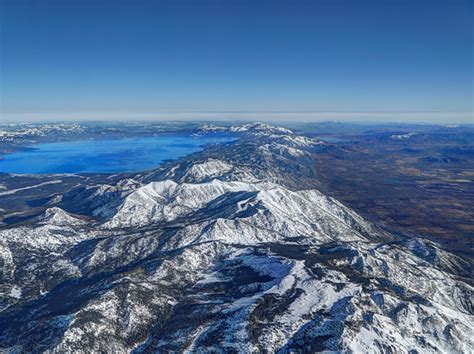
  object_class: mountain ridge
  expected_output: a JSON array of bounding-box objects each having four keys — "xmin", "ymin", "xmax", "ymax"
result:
[{"xmin": 0, "ymin": 123, "xmax": 472, "ymax": 352}]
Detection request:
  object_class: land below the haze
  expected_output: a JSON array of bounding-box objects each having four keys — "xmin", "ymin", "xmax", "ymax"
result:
[
  {"xmin": 0, "ymin": 121, "xmax": 473, "ymax": 352},
  {"xmin": 1, "ymin": 120, "xmax": 472, "ymax": 257}
]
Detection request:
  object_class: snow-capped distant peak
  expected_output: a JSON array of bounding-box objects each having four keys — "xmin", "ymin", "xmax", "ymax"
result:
[
  {"xmin": 390, "ymin": 132, "xmax": 415, "ymax": 140},
  {"xmin": 104, "ymin": 179, "xmax": 267, "ymax": 228},
  {"xmin": 230, "ymin": 123, "xmax": 294, "ymax": 135},
  {"xmin": 182, "ymin": 159, "xmax": 233, "ymax": 181},
  {"xmin": 39, "ymin": 207, "xmax": 86, "ymax": 226}
]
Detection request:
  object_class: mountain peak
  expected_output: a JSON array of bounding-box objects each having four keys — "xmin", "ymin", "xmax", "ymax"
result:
[{"xmin": 0, "ymin": 125, "xmax": 472, "ymax": 353}]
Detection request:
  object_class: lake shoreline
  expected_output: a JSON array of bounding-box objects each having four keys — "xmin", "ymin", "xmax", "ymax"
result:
[{"xmin": 0, "ymin": 133, "xmax": 235, "ymax": 174}]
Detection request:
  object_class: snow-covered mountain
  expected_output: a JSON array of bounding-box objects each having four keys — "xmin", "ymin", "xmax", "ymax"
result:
[{"xmin": 0, "ymin": 124, "xmax": 472, "ymax": 353}]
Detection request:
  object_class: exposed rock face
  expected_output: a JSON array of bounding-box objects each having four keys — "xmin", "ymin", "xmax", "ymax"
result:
[{"xmin": 0, "ymin": 124, "xmax": 472, "ymax": 353}]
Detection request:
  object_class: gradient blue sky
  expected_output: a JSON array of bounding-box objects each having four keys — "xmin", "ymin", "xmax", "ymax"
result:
[{"xmin": 0, "ymin": 0, "xmax": 472, "ymax": 122}]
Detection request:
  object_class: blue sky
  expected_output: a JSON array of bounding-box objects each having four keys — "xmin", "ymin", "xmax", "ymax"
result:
[{"xmin": 0, "ymin": 0, "xmax": 472, "ymax": 122}]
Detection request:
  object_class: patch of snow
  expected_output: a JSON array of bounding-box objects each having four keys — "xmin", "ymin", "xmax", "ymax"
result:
[
  {"xmin": 9, "ymin": 286, "xmax": 22, "ymax": 299},
  {"xmin": 390, "ymin": 132, "xmax": 416, "ymax": 140}
]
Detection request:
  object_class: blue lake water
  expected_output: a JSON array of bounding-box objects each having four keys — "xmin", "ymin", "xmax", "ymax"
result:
[{"xmin": 0, "ymin": 133, "xmax": 234, "ymax": 174}]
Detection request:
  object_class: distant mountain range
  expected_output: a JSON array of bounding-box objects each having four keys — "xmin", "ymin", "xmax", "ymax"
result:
[{"xmin": 0, "ymin": 124, "xmax": 472, "ymax": 352}]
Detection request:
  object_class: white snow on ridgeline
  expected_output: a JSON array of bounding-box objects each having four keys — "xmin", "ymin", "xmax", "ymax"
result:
[
  {"xmin": 390, "ymin": 132, "xmax": 416, "ymax": 140},
  {"xmin": 105, "ymin": 179, "xmax": 265, "ymax": 228},
  {"xmin": 108, "ymin": 177, "xmax": 377, "ymax": 250},
  {"xmin": 177, "ymin": 187, "xmax": 373, "ymax": 248},
  {"xmin": 176, "ymin": 159, "xmax": 259, "ymax": 183},
  {"xmin": 197, "ymin": 123, "xmax": 321, "ymax": 152},
  {"xmin": 74, "ymin": 179, "xmax": 141, "ymax": 219},
  {"xmin": 230, "ymin": 123, "xmax": 294, "ymax": 135},
  {"xmin": 277, "ymin": 134, "xmax": 321, "ymax": 147},
  {"xmin": 0, "ymin": 207, "xmax": 92, "ymax": 253},
  {"xmin": 182, "ymin": 159, "xmax": 233, "ymax": 181},
  {"xmin": 198, "ymin": 122, "xmax": 294, "ymax": 136},
  {"xmin": 39, "ymin": 207, "xmax": 87, "ymax": 227},
  {"xmin": 0, "ymin": 124, "xmax": 84, "ymax": 142},
  {"xmin": 259, "ymin": 143, "xmax": 307, "ymax": 158},
  {"xmin": 197, "ymin": 124, "xmax": 228, "ymax": 132}
]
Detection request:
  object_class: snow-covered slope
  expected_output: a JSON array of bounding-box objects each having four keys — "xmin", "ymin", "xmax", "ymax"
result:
[{"xmin": 0, "ymin": 124, "xmax": 472, "ymax": 353}]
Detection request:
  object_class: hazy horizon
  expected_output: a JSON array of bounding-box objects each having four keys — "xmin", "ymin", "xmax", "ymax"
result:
[{"xmin": 1, "ymin": 110, "xmax": 472, "ymax": 125}]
